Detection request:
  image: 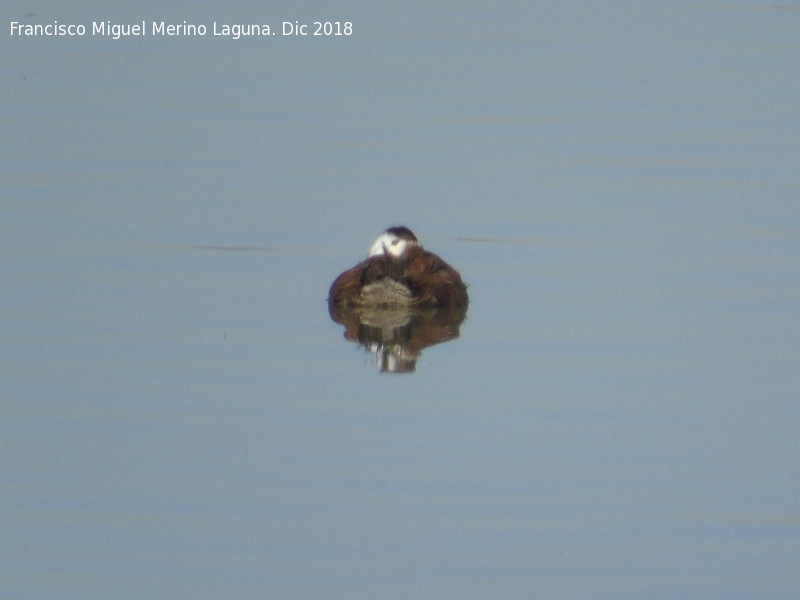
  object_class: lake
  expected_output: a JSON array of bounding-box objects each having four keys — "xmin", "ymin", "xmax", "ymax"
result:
[{"xmin": 2, "ymin": 1, "xmax": 799, "ymax": 598}]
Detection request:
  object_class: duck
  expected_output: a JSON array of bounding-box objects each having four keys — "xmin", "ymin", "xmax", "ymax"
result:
[{"xmin": 328, "ymin": 226, "xmax": 468, "ymax": 308}]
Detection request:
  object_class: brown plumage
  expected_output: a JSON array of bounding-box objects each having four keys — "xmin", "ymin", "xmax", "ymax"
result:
[{"xmin": 328, "ymin": 227, "xmax": 468, "ymax": 308}]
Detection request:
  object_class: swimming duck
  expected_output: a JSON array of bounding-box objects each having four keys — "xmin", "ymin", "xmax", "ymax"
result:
[{"xmin": 328, "ymin": 226, "xmax": 468, "ymax": 308}]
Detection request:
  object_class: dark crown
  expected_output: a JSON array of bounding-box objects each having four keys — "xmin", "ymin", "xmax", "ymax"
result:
[{"xmin": 385, "ymin": 226, "xmax": 418, "ymax": 242}]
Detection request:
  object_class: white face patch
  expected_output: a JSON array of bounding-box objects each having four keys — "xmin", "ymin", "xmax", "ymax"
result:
[{"xmin": 367, "ymin": 232, "xmax": 410, "ymax": 258}]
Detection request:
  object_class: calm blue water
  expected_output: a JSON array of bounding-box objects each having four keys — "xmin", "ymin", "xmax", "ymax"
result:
[{"xmin": 2, "ymin": 1, "xmax": 799, "ymax": 599}]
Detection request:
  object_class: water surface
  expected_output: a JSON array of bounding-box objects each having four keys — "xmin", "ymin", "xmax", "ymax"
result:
[{"xmin": 2, "ymin": 1, "xmax": 799, "ymax": 599}]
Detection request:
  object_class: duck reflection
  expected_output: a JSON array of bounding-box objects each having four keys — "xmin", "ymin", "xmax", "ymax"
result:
[{"xmin": 328, "ymin": 303, "xmax": 467, "ymax": 373}]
